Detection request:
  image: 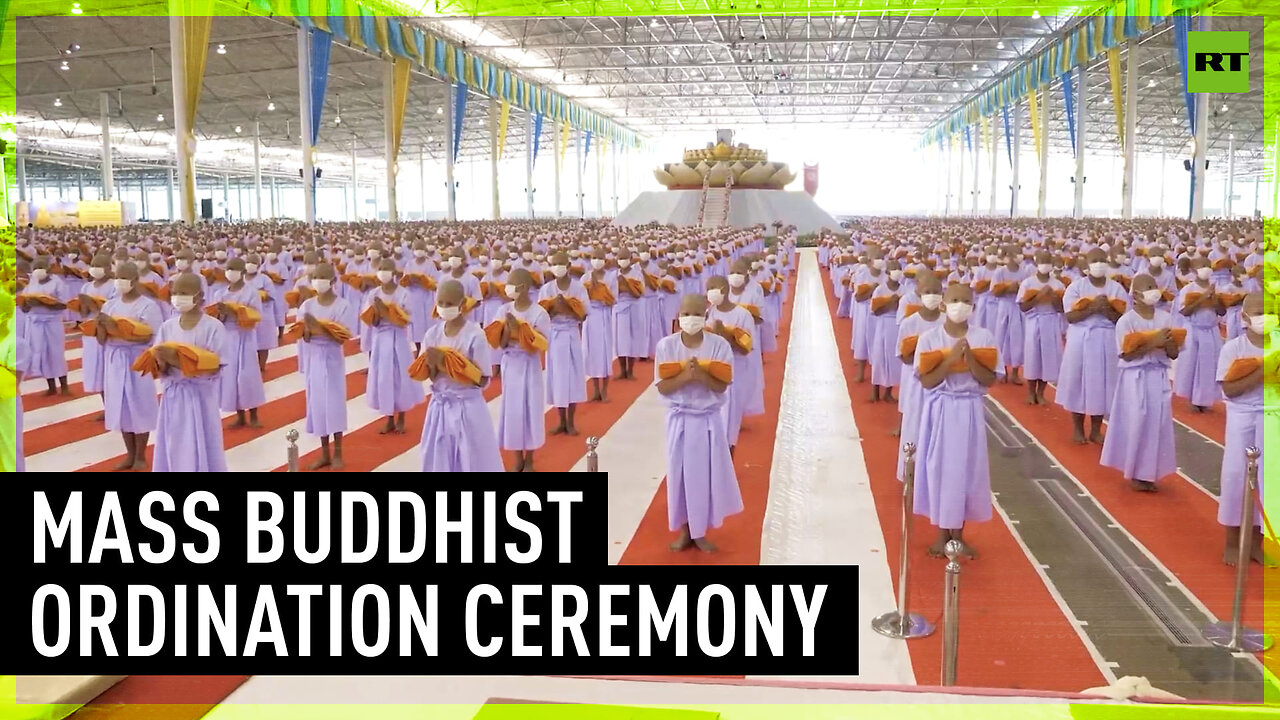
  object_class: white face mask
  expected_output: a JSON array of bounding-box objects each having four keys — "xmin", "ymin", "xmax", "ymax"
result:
[
  {"xmin": 303, "ymin": 264, "xmax": 316, "ymax": 276},
  {"xmin": 413, "ymin": 250, "xmax": 427, "ymax": 259},
  {"xmin": 509, "ymin": 253, "xmax": 519, "ymax": 260},
  {"xmin": 89, "ymin": 267, "xmax": 106, "ymax": 279},
  {"xmin": 175, "ymin": 259, "xmax": 190, "ymax": 270},
  {"xmin": 376, "ymin": 270, "xmax": 393, "ymax": 284},
  {"xmin": 986, "ymin": 255, "xmax": 1000, "ymax": 265},
  {"xmin": 114, "ymin": 279, "xmax": 133, "ymax": 294},
  {"xmin": 1148, "ymin": 257, "xmax": 1164, "ymax": 268},
  {"xmin": 945, "ymin": 302, "xmax": 973, "ymax": 323},
  {"xmin": 639, "ymin": 252, "xmax": 651, "ymax": 262},
  {"xmin": 478, "ymin": 256, "xmax": 490, "ymax": 265},
  {"xmin": 522, "ymin": 252, "xmax": 534, "ymax": 261},
  {"xmin": 245, "ymin": 263, "xmax": 259, "ymax": 274},
  {"xmin": 706, "ymin": 289, "xmax": 725, "ymax": 305},
  {"xmin": 267, "ymin": 254, "xmax": 277, "ymax": 262},
  {"xmin": 591, "ymin": 259, "xmax": 606, "ymax": 270},
  {"xmin": 550, "ymin": 265, "xmax": 568, "ymax": 278},
  {"xmin": 617, "ymin": 259, "xmax": 631, "ymax": 269},
  {"xmin": 171, "ymin": 295, "xmax": 196, "ymax": 313},
  {"xmin": 367, "ymin": 252, "xmax": 380, "ymax": 261},
  {"xmin": 215, "ymin": 251, "xmax": 227, "ymax": 260},
  {"xmin": 1140, "ymin": 289, "xmax": 1163, "ymax": 306},
  {"xmin": 1088, "ymin": 262, "xmax": 1108, "ymax": 278},
  {"xmin": 872, "ymin": 259, "xmax": 886, "ymax": 270},
  {"xmin": 889, "ymin": 270, "xmax": 904, "ymax": 282},
  {"xmin": 448, "ymin": 257, "xmax": 463, "ymax": 269},
  {"xmin": 728, "ymin": 273, "xmax": 746, "ymax": 288},
  {"xmin": 1196, "ymin": 267, "xmax": 1212, "ymax": 280},
  {"xmin": 921, "ymin": 294, "xmax": 943, "ymax": 310},
  {"xmin": 312, "ymin": 278, "xmax": 332, "ymax": 294},
  {"xmin": 225, "ymin": 269, "xmax": 243, "ymax": 283},
  {"xmin": 489, "ymin": 259, "xmax": 502, "ymax": 269},
  {"xmin": 31, "ymin": 269, "xmax": 47, "ymax": 281},
  {"xmin": 505, "ymin": 284, "xmax": 521, "ymax": 299},
  {"xmin": 437, "ymin": 305, "xmax": 460, "ymax": 321},
  {"xmin": 678, "ymin": 315, "xmax": 706, "ymax": 335},
  {"xmin": 1037, "ymin": 264, "xmax": 1053, "ymax": 275},
  {"xmin": 1249, "ymin": 315, "xmax": 1278, "ymax": 335}
]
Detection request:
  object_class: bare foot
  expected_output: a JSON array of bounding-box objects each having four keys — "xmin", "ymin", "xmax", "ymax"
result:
[
  {"xmin": 957, "ymin": 541, "xmax": 978, "ymax": 559},
  {"xmin": 566, "ymin": 425, "xmax": 579, "ymax": 436},
  {"xmin": 1089, "ymin": 432, "xmax": 1104, "ymax": 445},
  {"xmin": 330, "ymin": 457, "xmax": 345, "ymax": 471},
  {"xmin": 884, "ymin": 392, "xmax": 896, "ymax": 403},
  {"xmin": 248, "ymin": 418, "xmax": 263, "ymax": 428},
  {"xmin": 309, "ymin": 456, "xmax": 332, "ymax": 470},
  {"xmin": 1010, "ymin": 378, "xmax": 1024, "ymax": 386},
  {"xmin": 1072, "ymin": 431, "xmax": 1088, "ymax": 445},
  {"xmin": 669, "ymin": 530, "xmax": 694, "ymax": 552},
  {"xmin": 693, "ymin": 538, "xmax": 718, "ymax": 553},
  {"xmin": 1225, "ymin": 546, "xmax": 1239, "ymax": 567},
  {"xmin": 927, "ymin": 540, "xmax": 946, "ymax": 558},
  {"xmin": 378, "ymin": 424, "xmax": 394, "ymax": 435},
  {"xmin": 1026, "ymin": 396, "xmax": 1038, "ymax": 405},
  {"xmin": 131, "ymin": 459, "xmax": 147, "ymax": 471},
  {"xmin": 44, "ymin": 387, "xmax": 56, "ymax": 397},
  {"xmin": 590, "ymin": 390, "xmax": 602, "ymax": 402},
  {"xmin": 228, "ymin": 418, "xmax": 246, "ymax": 429},
  {"xmin": 94, "ymin": 413, "xmax": 105, "ymax": 422},
  {"xmin": 550, "ymin": 424, "xmax": 567, "ymax": 435},
  {"xmin": 61, "ymin": 386, "xmax": 72, "ymax": 396},
  {"xmin": 889, "ymin": 428, "xmax": 901, "ymax": 438},
  {"xmin": 114, "ymin": 457, "xmax": 134, "ymax": 471}
]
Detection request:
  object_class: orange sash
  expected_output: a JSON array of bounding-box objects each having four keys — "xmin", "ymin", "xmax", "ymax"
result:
[
  {"xmin": 841, "ymin": 276, "xmax": 853, "ymax": 288},
  {"xmin": 1219, "ymin": 292, "xmax": 1245, "ymax": 308},
  {"xmin": 257, "ymin": 289, "xmax": 271, "ymax": 303},
  {"xmin": 342, "ymin": 273, "xmax": 377, "ymax": 291},
  {"xmin": 1223, "ymin": 356, "xmax": 1262, "ymax": 382},
  {"xmin": 917, "ymin": 346, "xmax": 998, "ymax": 375},
  {"xmin": 17, "ymin": 293, "xmax": 62, "ymax": 308},
  {"xmin": 901, "ymin": 304, "xmax": 923, "ymax": 318},
  {"xmin": 854, "ymin": 283, "xmax": 874, "ymax": 302},
  {"xmin": 585, "ymin": 281, "xmax": 616, "ymax": 306},
  {"xmin": 738, "ymin": 303, "xmax": 762, "ymax": 323},
  {"xmin": 285, "ymin": 286, "xmax": 317, "ymax": 308},
  {"xmin": 359, "ymin": 302, "xmax": 411, "ymax": 328},
  {"xmin": 408, "ymin": 347, "xmax": 483, "ymax": 385},
  {"xmin": 132, "ymin": 341, "xmax": 221, "ymax": 379},
  {"xmin": 720, "ymin": 325, "xmax": 753, "ymax": 353},
  {"xmin": 139, "ymin": 281, "xmax": 170, "ymax": 302},
  {"xmin": 1120, "ymin": 328, "xmax": 1187, "ymax": 354},
  {"xmin": 619, "ymin": 276, "xmax": 645, "ymax": 297},
  {"xmin": 266, "ymin": 271, "xmax": 286, "ymax": 285},
  {"xmin": 80, "ymin": 316, "xmax": 153, "ymax": 341},
  {"xmin": 991, "ymin": 282, "xmax": 1015, "ymax": 296},
  {"xmin": 150, "ymin": 262, "xmax": 168, "ymax": 278},
  {"xmin": 972, "ymin": 279, "xmax": 991, "ymax": 293},
  {"xmin": 659, "ymin": 277, "xmax": 678, "ymax": 294},
  {"xmin": 537, "ymin": 296, "xmax": 587, "ymax": 321},
  {"xmin": 484, "ymin": 319, "xmax": 549, "ymax": 353},
  {"xmin": 200, "ymin": 267, "xmax": 223, "ymax": 284},
  {"xmin": 1161, "ymin": 289, "xmax": 1176, "ymax": 302},
  {"xmin": 1212, "ymin": 257, "xmax": 1234, "ymax": 271},
  {"xmin": 642, "ymin": 272, "xmax": 662, "ymax": 291},
  {"xmin": 657, "ymin": 359, "xmax": 734, "ymax": 384},
  {"xmin": 399, "ymin": 273, "xmax": 439, "ymax": 291},
  {"xmin": 286, "ymin": 318, "xmax": 353, "ymax": 343},
  {"xmin": 430, "ymin": 296, "xmax": 480, "ymax": 319},
  {"xmin": 899, "ymin": 335, "xmax": 919, "ymax": 359},
  {"xmin": 1070, "ymin": 296, "xmax": 1127, "ymax": 314},
  {"xmin": 870, "ymin": 295, "xmax": 899, "ymax": 314},
  {"xmin": 1020, "ymin": 287, "xmax": 1064, "ymax": 303},
  {"xmin": 205, "ymin": 302, "xmax": 262, "ymax": 329},
  {"xmin": 67, "ymin": 294, "xmax": 107, "ymax": 314}
]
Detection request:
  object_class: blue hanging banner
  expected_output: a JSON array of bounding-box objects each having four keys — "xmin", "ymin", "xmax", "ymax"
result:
[
  {"xmin": 963, "ymin": 126, "xmax": 971, "ymax": 153},
  {"xmin": 308, "ymin": 30, "xmax": 332, "ymax": 149},
  {"xmin": 1001, "ymin": 106, "xmax": 1013, "ymax": 167},
  {"xmin": 452, "ymin": 81, "xmax": 467, "ymax": 164},
  {"xmin": 583, "ymin": 131, "xmax": 593, "ymax": 169},
  {"xmin": 1172, "ymin": 11, "xmax": 1199, "ymax": 219},
  {"xmin": 533, "ymin": 113, "xmax": 544, "ymax": 167},
  {"xmin": 1061, "ymin": 73, "xmax": 1077, "ymax": 157}
]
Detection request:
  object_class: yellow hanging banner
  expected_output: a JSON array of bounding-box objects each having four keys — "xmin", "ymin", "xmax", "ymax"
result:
[
  {"xmin": 496, "ymin": 101, "xmax": 511, "ymax": 159},
  {"xmin": 1107, "ymin": 48, "xmax": 1125, "ymax": 150},
  {"xmin": 1028, "ymin": 90, "xmax": 1043, "ymax": 166},
  {"xmin": 559, "ymin": 122, "xmax": 570, "ymax": 169}
]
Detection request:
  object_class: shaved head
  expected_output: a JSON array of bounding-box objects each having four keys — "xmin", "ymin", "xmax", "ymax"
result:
[
  {"xmin": 679, "ymin": 293, "xmax": 709, "ymax": 317},
  {"xmin": 915, "ymin": 271, "xmax": 941, "ymax": 296},
  {"xmin": 312, "ymin": 263, "xmax": 336, "ymax": 280},
  {"xmin": 1130, "ymin": 273, "xmax": 1156, "ymax": 294},
  {"xmin": 172, "ymin": 272, "xmax": 202, "ymax": 297},
  {"xmin": 943, "ymin": 282, "xmax": 973, "ymax": 304},
  {"xmin": 706, "ymin": 275, "xmax": 729, "ymax": 293},
  {"xmin": 436, "ymin": 279, "xmax": 464, "ymax": 306}
]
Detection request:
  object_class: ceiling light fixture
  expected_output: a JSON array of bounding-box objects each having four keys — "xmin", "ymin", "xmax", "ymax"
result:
[
  {"xmin": 427, "ymin": 135, "xmax": 434, "ymax": 142},
  {"xmin": 334, "ymin": 115, "xmax": 341, "ymax": 125},
  {"xmin": 267, "ymin": 101, "xmax": 275, "ymax": 111},
  {"xmin": 1221, "ymin": 103, "xmax": 1229, "ymax": 112},
  {"xmin": 71, "ymin": 3, "xmax": 82, "ymax": 14},
  {"xmin": 156, "ymin": 113, "xmax": 164, "ymax": 122},
  {"xmin": 971, "ymin": 63, "xmax": 979, "ymax": 71},
  {"xmin": 836, "ymin": 16, "xmax": 847, "ymax": 24},
  {"xmin": 54, "ymin": 97, "xmax": 63, "ymax": 107},
  {"xmin": 650, "ymin": 18, "xmax": 660, "ymax": 28},
  {"xmin": 60, "ymin": 60, "xmax": 69, "ymax": 70},
  {"xmin": 436, "ymin": 106, "xmax": 443, "ymax": 114},
  {"xmin": 235, "ymin": 125, "xmax": 242, "ymax": 133},
  {"xmin": 216, "ymin": 44, "xmax": 226, "ymax": 55},
  {"xmin": 1032, "ymin": 10, "xmax": 1041, "ymax": 19},
  {"xmin": 996, "ymin": 40, "xmax": 1005, "ymax": 49},
  {"xmin": 1147, "ymin": 78, "xmax": 1157, "ymax": 87}
]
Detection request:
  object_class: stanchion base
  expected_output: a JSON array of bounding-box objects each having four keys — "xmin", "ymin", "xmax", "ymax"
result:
[
  {"xmin": 1202, "ymin": 622, "xmax": 1274, "ymax": 652},
  {"xmin": 871, "ymin": 611, "xmax": 936, "ymax": 639}
]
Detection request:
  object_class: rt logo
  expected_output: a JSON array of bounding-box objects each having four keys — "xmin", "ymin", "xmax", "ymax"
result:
[{"xmin": 1187, "ymin": 31, "xmax": 1250, "ymax": 93}]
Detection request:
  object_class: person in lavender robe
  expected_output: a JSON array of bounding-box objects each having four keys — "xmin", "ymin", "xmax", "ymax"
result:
[
  {"xmin": 971, "ymin": 248, "xmax": 1001, "ymax": 331},
  {"xmin": 850, "ymin": 251, "xmax": 886, "ymax": 382},
  {"xmin": 913, "ymin": 283, "xmax": 1001, "ymax": 559},
  {"xmin": 657, "ymin": 294, "xmax": 743, "ymax": 552},
  {"xmin": 0, "ymin": 293, "xmax": 21, "ymax": 472},
  {"xmin": 539, "ymin": 252, "xmax": 589, "ymax": 436},
  {"xmin": 1057, "ymin": 249, "xmax": 1126, "ymax": 444},
  {"xmin": 1175, "ymin": 257, "xmax": 1226, "ymax": 412},
  {"xmin": 1215, "ymin": 292, "xmax": 1273, "ymax": 565},
  {"xmin": 152, "ymin": 273, "xmax": 229, "ymax": 472},
  {"xmin": 706, "ymin": 276, "xmax": 755, "ymax": 456},
  {"xmin": 363, "ymin": 259, "xmax": 425, "ymax": 435},
  {"xmin": 299, "ymin": 263, "xmax": 359, "ymax": 470},
  {"xmin": 583, "ymin": 248, "xmax": 617, "ymax": 402},
  {"xmin": 640, "ymin": 248, "xmax": 667, "ymax": 358},
  {"xmin": 727, "ymin": 258, "xmax": 766, "ymax": 417},
  {"xmin": 991, "ymin": 248, "xmax": 1027, "ymax": 384},
  {"xmin": 20, "ymin": 256, "xmax": 72, "ymax": 396},
  {"xmin": 244, "ymin": 253, "xmax": 279, "ymax": 373},
  {"xmin": 438, "ymin": 245, "xmax": 484, "ymax": 310},
  {"xmin": 99, "ymin": 262, "xmax": 164, "ymax": 471},
  {"xmin": 659, "ymin": 259, "xmax": 683, "ymax": 336},
  {"xmin": 495, "ymin": 269, "xmax": 551, "ymax": 472},
  {"xmin": 868, "ymin": 260, "xmax": 905, "ymax": 403},
  {"xmin": 612, "ymin": 250, "xmax": 648, "ymax": 381},
  {"xmin": 1100, "ymin": 275, "xmax": 1180, "ymax": 493},
  {"xmin": 76, "ymin": 254, "xmax": 118, "ymax": 416},
  {"xmin": 210, "ymin": 257, "xmax": 266, "ymax": 429},
  {"xmin": 402, "ymin": 241, "xmax": 440, "ymax": 354},
  {"xmin": 418, "ymin": 280, "xmax": 503, "ymax": 473},
  {"xmin": 1219, "ymin": 264, "xmax": 1252, "ymax": 340},
  {"xmin": 1017, "ymin": 251, "xmax": 1066, "ymax": 405},
  {"xmin": 894, "ymin": 273, "xmax": 943, "ymax": 478}
]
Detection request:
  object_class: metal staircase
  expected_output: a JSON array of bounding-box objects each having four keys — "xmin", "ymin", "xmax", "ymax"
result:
[{"xmin": 698, "ymin": 173, "xmax": 733, "ymax": 229}]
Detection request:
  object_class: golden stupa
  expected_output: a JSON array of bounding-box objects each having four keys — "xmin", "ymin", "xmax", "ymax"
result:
[{"xmin": 654, "ymin": 139, "xmax": 796, "ymax": 190}]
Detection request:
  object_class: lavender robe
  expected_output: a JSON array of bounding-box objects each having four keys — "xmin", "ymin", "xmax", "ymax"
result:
[
  {"xmin": 1216, "ymin": 335, "xmax": 1267, "ymax": 527},
  {"xmin": 582, "ymin": 276, "xmax": 616, "ymax": 379},
  {"xmin": 1057, "ymin": 278, "xmax": 1127, "ymax": 417},
  {"xmin": 23, "ymin": 275, "xmax": 70, "ymax": 380},
  {"xmin": 299, "ymin": 296, "xmax": 358, "ymax": 438},
  {"xmin": 895, "ymin": 311, "xmax": 943, "ymax": 481},
  {"xmin": 613, "ymin": 266, "xmax": 648, "ymax": 359},
  {"xmin": 210, "ymin": 284, "xmax": 266, "ymax": 413},
  {"xmin": 363, "ymin": 287, "xmax": 426, "ymax": 415},
  {"xmin": 707, "ymin": 305, "xmax": 756, "ymax": 446},
  {"xmin": 418, "ymin": 322, "xmax": 503, "ymax": 472},
  {"xmin": 153, "ymin": 315, "xmax": 229, "ymax": 472},
  {"xmin": 1174, "ymin": 282, "xmax": 1225, "ymax": 408},
  {"xmin": 991, "ymin": 266, "xmax": 1027, "ymax": 366},
  {"xmin": 77, "ymin": 280, "xmax": 117, "ymax": 393},
  {"xmin": 655, "ymin": 332, "xmax": 743, "ymax": 539},
  {"xmin": 868, "ymin": 284, "xmax": 904, "ymax": 388},
  {"xmin": 247, "ymin": 271, "xmax": 280, "ymax": 352},
  {"xmin": 729, "ymin": 282, "xmax": 766, "ymax": 417},
  {"xmin": 496, "ymin": 302, "xmax": 551, "ymax": 451},
  {"xmin": 1100, "ymin": 310, "xmax": 1177, "ymax": 483},
  {"xmin": 1, "ymin": 331, "xmax": 21, "ymax": 472},
  {"xmin": 1017, "ymin": 275, "xmax": 1066, "ymax": 383},
  {"xmin": 101, "ymin": 295, "xmax": 164, "ymax": 434},
  {"xmin": 538, "ymin": 280, "xmax": 589, "ymax": 408}
]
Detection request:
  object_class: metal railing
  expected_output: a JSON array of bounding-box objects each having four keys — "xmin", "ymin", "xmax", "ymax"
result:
[
  {"xmin": 286, "ymin": 429, "xmax": 299, "ymax": 472},
  {"xmin": 586, "ymin": 436, "xmax": 600, "ymax": 472},
  {"xmin": 1202, "ymin": 445, "xmax": 1273, "ymax": 652},
  {"xmin": 941, "ymin": 539, "xmax": 963, "ymax": 686},
  {"xmin": 871, "ymin": 443, "xmax": 936, "ymax": 640}
]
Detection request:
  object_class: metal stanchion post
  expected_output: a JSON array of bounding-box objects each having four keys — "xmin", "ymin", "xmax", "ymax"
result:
[
  {"xmin": 872, "ymin": 443, "xmax": 936, "ymax": 639},
  {"xmin": 586, "ymin": 436, "xmax": 600, "ymax": 472},
  {"xmin": 1203, "ymin": 446, "xmax": 1273, "ymax": 651},
  {"xmin": 941, "ymin": 539, "xmax": 962, "ymax": 687},
  {"xmin": 286, "ymin": 429, "xmax": 299, "ymax": 472}
]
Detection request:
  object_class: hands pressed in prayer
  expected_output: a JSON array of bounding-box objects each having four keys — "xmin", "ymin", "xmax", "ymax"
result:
[
  {"xmin": 154, "ymin": 344, "xmax": 180, "ymax": 370},
  {"xmin": 424, "ymin": 346, "xmax": 443, "ymax": 374},
  {"xmin": 78, "ymin": 294, "xmax": 93, "ymax": 314}
]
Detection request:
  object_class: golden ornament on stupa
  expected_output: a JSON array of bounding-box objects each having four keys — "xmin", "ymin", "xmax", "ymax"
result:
[{"xmin": 662, "ymin": 137, "xmax": 795, "ymax": 190}]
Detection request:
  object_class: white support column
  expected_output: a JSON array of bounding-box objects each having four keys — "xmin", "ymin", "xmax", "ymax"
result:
[
  {"xmin": 488, "ymin": 97, "xmax": 500, "ymax": 220},
  {"xmin": 525, "ymin": 111, "xmax": 535, "ymax": 219},
  {"xmin": 1122, "ymin": 38, "xmax": 1138, "ymax": 218},
  {"xmin": 970, "ymin": 130, "xmax": 979, "ymax": 215},
  {"xmin": 99, "ymin": 92, "xmax": 114, "ymax": 201},
  {"xmin": 611, "ymin": 140, "xmax": 619, "ymax": 216},
  {"xmin": 253, "ymin": 121, "xmax": 263, "ymax": 220},
  {"xmin": 1225, "ymin": 134, "xmax": 1235, "ymax": 217},
  {"xmin": 77, "ymin": 173, "xmax": 84, "ymax": 201},
  {"xmin": 553, "ymin": 122, "xmax": 562, "ymax": 217},
  {"xmin": 167, "ymin": 169, "xmax": 175, "ymax": 219},
  {"xmin": 1191, "ymin": 16, "xmax": 1210, "ymax": 221},
  {"xmin": 1011, "ymin": 101, "xmax": 1021, "ymax": 217},
  {"xmin": 384, "ymin": 62, "xmax": 399, "ymax": 222},
  {"xmin": 1038, "ymin": 88, "xmax": 1049, "ymax": 217},
  {"xmin": 957, "ymin": 138, "xmax": 965, "ymax": 217},
  {"xmin": 624, "ymin": 142, "xmax": 631, "ymax": 207},
  {"xmin": 270, "ymin": 175, "xmax": 277, "ymax": 217},
  {"xmin": 222, "ymin": 174, "xmax": 230, "ymax": 221},
  {"xmin": 988, "ymin": 123, "xmax": 998, "ymax": 215},
  {"xmin": 1158, "ymin": 151, "xmax": 1167, "ymax": 216},
  {"xmin": 420, "ymin": 149, "xmax": 428, "ymax": 220},
  {"xmin": 351, "ymin": 142, "xmax": 358, "ymax": 221},
  {"xmin": 1253, "ymin": 176, "xmax": 1261, "ymax": 218},
  {"xmin": 15, "ymin": 155, "xmax": 25, "ymax": 202},
  {"xmin": 1073, "ymin": 64, "xmax": 1087, "ymax": 218},
  {"xmin": 297, "ymin": 28, "xmax": 316, "ymax": 225},
  {"xmin": 444, "ymin": 84, "xmax": 457, "ymax": 221},
  {"xmin": 944, "ymin": 140, "xmax": 953, "ymax": 216},
  {"xmin": 139, "ymin": 176, "xmax": 148, "ymax": 218},
  {"xmin": 595, "ymin": 140, "xmax": 604, "ymax": 218},
  {"xmin": 575, "ymin": 128, "xmax": 585, "ymax": 219}
]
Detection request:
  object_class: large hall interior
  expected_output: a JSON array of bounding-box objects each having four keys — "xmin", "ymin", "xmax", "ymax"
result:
[{"xmin": 2, "ymin": 1, "xmax": 1278, "ymax": 717}]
